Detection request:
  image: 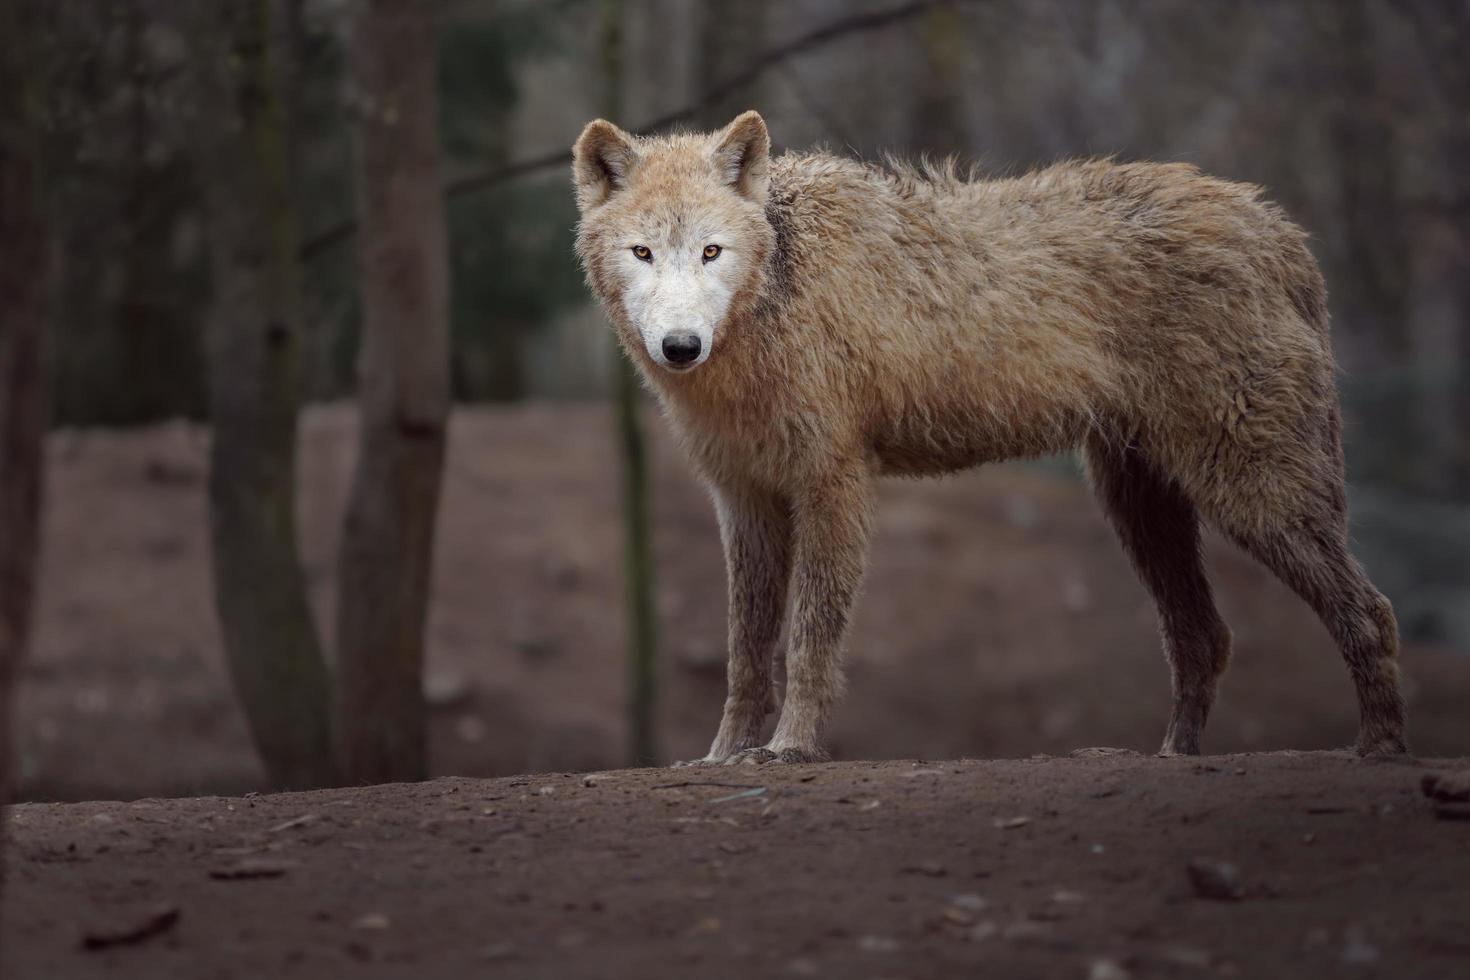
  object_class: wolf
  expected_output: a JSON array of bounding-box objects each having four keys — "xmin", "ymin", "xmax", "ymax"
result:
[{"xmin": 571, "ymin": 110, "xmax": 1407, "ymax": 765}]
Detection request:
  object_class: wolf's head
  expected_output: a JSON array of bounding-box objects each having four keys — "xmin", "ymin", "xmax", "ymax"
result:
[{"xmin": 572, "ymin": 111, "xmax": 775, "ymax": 374}]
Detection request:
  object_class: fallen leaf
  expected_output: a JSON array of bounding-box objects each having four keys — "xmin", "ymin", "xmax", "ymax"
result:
[
  {"xmin": 81, "ymin": 905, "xmax": 180, "ymax": 950},
  {"xmin": 267, "ymin": 814, "xmax": 319, "ymax": 834},
  {"xmin": 1422, "ymin": 772, "xmax": 1470, "ymax": 803},
  {"xmin": 209, "ymin": 858, "xmax": 298, "ymax": 880}
]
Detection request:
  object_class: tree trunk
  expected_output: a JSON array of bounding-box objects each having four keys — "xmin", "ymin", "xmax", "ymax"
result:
[
  {"xmin": 617, "ymin": 327, "xmax": 658, "ymax": 766},
  {"xmin": 336, "ymin": 0, "xmax": 450, "ymax": 784},
  {"xmin": 600, "ymin": 0, "xmax": 660, "ymax": 766},
  {"xmin": 0, "ymin": 0, "xmax": 49, "ymax": 925},
  {"xmin": 197, "ymin": 0, "xmax": 337, "ymax": 789}
]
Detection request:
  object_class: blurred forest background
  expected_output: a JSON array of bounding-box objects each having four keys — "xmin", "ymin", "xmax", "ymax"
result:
[
  {"xmin": 3, "ymin": 0, "xmax": 1468, "ymax": 800},
  {"xmin": 41, "ymin": 0, "xmax": 1470, "ymax": 633}
]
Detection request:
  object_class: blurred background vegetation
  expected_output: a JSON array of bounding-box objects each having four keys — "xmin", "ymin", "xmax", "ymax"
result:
[{"xmin": 40, "ymin": 0, "xmax": 1469, "ymax": 645}]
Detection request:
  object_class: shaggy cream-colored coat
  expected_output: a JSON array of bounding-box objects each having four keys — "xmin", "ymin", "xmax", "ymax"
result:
[{"xmin": 573, "ymin": 111, "xmax": 1406, "ymax": 764}]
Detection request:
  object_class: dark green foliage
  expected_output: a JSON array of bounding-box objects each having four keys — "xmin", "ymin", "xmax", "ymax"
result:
[
  {"xmin": 294, "ymin": 18, "xmax": 359, "ymax": 403},
  {"xmin": 436, "ymin": 13, "xmax": 549, "ymax": 163},
  {"xmin": 447, "ymin": 178, "xmax": 583, "ymax": 401},
  {"xmin": 44, "ymin": 2, "xmax": 210, "ymax": 425},
  {"xmin": 41, "ymin": 0, "xmax": 588, "ymax": 421},
  {"xmin": 437, "ymin": 6, "xmax": 584, "ymax": 402}
]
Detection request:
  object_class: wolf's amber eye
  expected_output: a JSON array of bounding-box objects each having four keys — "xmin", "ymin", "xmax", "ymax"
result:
[
  {"xmin": 703, "ymin": 244, "xmax": 722, "ymax": 262},
  {"xmin": 632, "ymin": 245, "xmax": 652, "ymax": 262}
]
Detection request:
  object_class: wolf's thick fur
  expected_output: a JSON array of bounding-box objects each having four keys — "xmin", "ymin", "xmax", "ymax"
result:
[{"xmin": 572, "ymin": 111, "xmax": 1407, "ymax": 764}]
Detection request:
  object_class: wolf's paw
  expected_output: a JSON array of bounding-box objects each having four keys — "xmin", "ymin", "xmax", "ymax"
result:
[
  {"xmin": 722, "ymin": 744, "xmax": 829, "ymax": 766},
  {"xmin": 1355, "ymin": 732, "xmax": 1409, "ymax": 757},
  {"xmin": 677, "ymin": 740, "xmax": 766, "ymax": 766}
]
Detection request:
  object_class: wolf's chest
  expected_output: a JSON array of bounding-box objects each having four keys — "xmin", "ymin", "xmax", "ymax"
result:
[{"xmin": 661, "ymin": 394, "xmax": 812, "ymax": 490}]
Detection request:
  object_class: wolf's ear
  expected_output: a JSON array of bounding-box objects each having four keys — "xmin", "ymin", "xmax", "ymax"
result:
[
  {"xmin": 712, "ymin": 110, "xmax": 770, "ymax": 204},
  {"xmin": 572, "ymin": 119, "xmax": 638, "ymax": 211}
]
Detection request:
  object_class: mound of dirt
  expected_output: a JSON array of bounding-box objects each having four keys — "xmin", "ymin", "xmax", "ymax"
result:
[
  {"xmin": 6, "ymin": 753, "xmax": 1469, "ymax": 978},
  {"xmin": 18, "ymin": 403, "xmax": 1470, "ymax": 801}
]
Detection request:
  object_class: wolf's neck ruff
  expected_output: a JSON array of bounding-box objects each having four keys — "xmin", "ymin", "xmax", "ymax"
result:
[{"xmin": 750, "ymin": 190, "xmax": 799, "ymax": 324}]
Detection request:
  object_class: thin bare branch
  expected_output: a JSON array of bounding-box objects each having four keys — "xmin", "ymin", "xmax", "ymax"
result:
[{"xmin": 300, "ymin": 0, "xmax": 947, "ymax": 259}]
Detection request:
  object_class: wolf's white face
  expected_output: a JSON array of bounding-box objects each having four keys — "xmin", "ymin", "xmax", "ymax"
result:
[
  {"xmin": 572, "ymin": 111, "xmax": 774, "ymax": 376},
  {"xmin": 614, "ymin": 227, "xmax": 741, "ymax": 371}
]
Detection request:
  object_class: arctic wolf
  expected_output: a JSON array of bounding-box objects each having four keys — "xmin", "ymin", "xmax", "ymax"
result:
[{"xmin": 572, "ymin": 110, "xmax": 1407, "ymax": 764}]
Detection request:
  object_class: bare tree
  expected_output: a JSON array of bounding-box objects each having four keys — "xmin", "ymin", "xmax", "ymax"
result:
[
  {"xmin": 196, "ymin": 0, "xmax": 337, "ymax": 789},
  {"xmin": 0, "ymin": 0, "xmax": 49, "ymax": 922},
  {"xmin": 600, "ymin": 0, "xmax": 660, "ymax": 766},
  {"xmin": 336, "ymin": 0, "xmax": 451, "ymax": 783}
]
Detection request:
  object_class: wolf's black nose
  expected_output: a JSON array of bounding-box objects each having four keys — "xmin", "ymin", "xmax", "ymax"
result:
[{"xmin": 662, "ymin": 332, "xmax": 702, "ymax": 365}]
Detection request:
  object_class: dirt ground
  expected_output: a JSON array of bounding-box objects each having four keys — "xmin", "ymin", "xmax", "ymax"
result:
[
  {"xmin": 18, "ymin": 403, "xmax": 1470, "ymax": 801},
  {"xmin": 5, "ymin": 752, "xmax": 1470, "ymax": 978}
]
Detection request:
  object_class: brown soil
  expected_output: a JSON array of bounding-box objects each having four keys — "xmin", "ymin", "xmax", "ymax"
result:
[
  {"xmin": 20, "ymin": 403, "xmax": 1470, "ymax": 801},
  {"xmin": 6, "ymin": 753, "xmax": 1470, "ymax": 978}
]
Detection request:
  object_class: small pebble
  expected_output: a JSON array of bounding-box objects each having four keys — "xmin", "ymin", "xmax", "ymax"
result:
[
  {"xmin": 477, "ymin": 942, "xmax": 516, "ymax": 961},
  {"xmin": 1089, "ymin": 959, "xmax": 1132, "ymax": 980},
  {"xmin": 858, "ymin": 935, "xmax": 899, "ymax": 953},
  {"xmin": 1341, "ymin": 925, "xmax": 1379, "ymax": 965},
  {"xmin": 1186, "ymin": 859, "xmax": 1243, "ymax": 901},
  {"xmin": 352, "ymin": 913, "xmax": 390, "ymax": 932}
]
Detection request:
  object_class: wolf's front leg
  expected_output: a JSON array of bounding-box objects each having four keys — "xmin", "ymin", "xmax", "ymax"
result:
[
  {"xmin": 681, "ymin": 487, "xmax": 793, "ymax": 765},
  {"xmin": 730, "ymin": 465, "xmax": 874, "ymax": 765}
]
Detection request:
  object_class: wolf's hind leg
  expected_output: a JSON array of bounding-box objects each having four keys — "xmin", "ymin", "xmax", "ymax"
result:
[
  {"xmin": 1084, "ymin": 432, "xmax": 1232, "ymax": 756},
  {"xmin": 1213, "ymin": 514, "xmax": 1407, "ymax": 756},
  {"xmin": 730, "ymin": 464, "xmax": 873, "ymax": 765},
  {"xmin": 1191, "ymin": 398, "xmax": 1407, "ymax": 756},
  {"xmin": 685, "ymin": 487, "xmax": 792, "ymax": 765}
]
